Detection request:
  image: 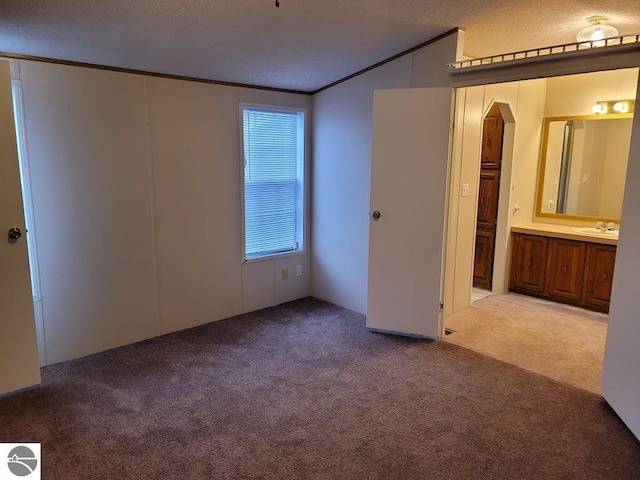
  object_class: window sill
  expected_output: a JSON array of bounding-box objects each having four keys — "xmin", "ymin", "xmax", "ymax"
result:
[{"xmin": 243, "ymin": 249, "xmax": 305, "ymax": 264}]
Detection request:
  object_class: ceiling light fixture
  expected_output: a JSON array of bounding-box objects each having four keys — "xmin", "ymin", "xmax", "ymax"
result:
[{"xmin": 576, "ymin": 16, "xmax": 619, "ymax": 45}]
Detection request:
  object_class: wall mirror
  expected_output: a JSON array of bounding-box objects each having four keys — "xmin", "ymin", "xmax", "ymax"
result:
[{"xmin": 536, "ymin": 114, "xmax": 634, "ymax": 222}]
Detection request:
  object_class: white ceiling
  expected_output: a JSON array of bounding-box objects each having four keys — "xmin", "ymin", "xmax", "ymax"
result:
[{"xmin": 1, "ymin": 1, "xmax": 639, "ymax": 92}]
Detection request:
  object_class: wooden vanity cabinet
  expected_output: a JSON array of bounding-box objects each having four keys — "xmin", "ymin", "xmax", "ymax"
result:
[{"xmin": 509, "ymin": 232, "xmax": 616, "ymax": 313}]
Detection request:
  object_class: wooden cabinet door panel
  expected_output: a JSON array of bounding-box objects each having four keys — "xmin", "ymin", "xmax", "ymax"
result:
[
  {"xmin": 511, "ymin": 233, "xmax": 548, "ymax": 293},
  {"xmin": 481, "ymin": 107, "xmax": 504, "ymax": 169},
  {"xmin": 477, "ymin": 171, "xmax": 500, "ymax": 229},
  {"xmin": 546, "ymin": 238, "xmax": 586, "ymax": 302},
  {"xmin": 583, "ymin": 243, "xmax": 616, "ymax": 311},
  {"xmin": 473, "ymin": 229, "xmax": 495, "ymax": 290}
]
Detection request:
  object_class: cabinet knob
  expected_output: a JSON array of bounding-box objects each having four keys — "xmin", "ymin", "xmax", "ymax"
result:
[{"xmin": 563, "ymin": 265, "xmax": 568, "ymax": 274}]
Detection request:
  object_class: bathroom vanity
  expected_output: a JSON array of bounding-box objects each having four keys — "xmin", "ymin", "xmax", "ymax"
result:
[
  {"xmin": 509, "ymin": 223, "xmax": 617, "ymax": 313},
  {"xmin": 512, "ymin": 110, "xmax": 631, "ymax": 314}
]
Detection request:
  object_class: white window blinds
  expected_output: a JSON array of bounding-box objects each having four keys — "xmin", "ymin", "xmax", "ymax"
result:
[{"xmin": 243, "ymin": 108, "xmax": 302, "ymax": 259}]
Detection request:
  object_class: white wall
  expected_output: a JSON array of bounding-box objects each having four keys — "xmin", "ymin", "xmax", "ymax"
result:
[
  {"xmin": 311, "ymin": 31, "xmax": 463, "ymax": 314},
  {"xmin": 602, "ymin": 76, "xmax": 640, "ymax": 441},
  {"xmin": 598, "ymin": 118, "xmax": 633, "ymax": 219},
  {"xmin": 544, "ymin": 69, "xmax": 639, "ymax": 118},
  {"xmin": 17, "ymin": 61, "xmax": 311, "ymax": 364}
]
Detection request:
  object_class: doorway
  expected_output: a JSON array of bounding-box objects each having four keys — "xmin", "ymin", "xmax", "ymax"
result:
[{"xmin": 443, "ymin": 68, "xmax": 639, "ymax": 393}]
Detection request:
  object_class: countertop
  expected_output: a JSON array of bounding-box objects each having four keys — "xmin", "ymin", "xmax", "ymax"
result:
[{"xmin": 511, "ymin": 222, "xmax": 618, "ymax": 246}]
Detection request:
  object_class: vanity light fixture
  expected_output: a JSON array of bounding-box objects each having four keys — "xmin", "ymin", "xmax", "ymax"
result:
[
  {"xmin": 592, "ymin": 99, "xmax": 635, "ymax": 115},
  {"xmin": 576, "ymin": 16, "xmax": 619, "ymax": 46}
]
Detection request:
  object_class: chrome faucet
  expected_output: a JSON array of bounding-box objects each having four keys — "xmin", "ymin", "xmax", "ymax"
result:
[{"xmin": 596, "ymin": 221, "xmax": 616, "ymax": 231}]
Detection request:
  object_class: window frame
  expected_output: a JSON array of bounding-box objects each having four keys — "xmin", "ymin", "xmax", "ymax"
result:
[{"xmin": 239, "ymin": 103, "xmax": 306, "ymax": 263}]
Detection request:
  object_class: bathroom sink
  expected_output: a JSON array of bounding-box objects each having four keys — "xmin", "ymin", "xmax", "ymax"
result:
[{"xmin": 571, "ymin": 227, "xmax": 619, "ymax": 239}]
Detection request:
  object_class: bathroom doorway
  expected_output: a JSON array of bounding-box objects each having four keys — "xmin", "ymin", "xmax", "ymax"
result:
[{"xmin": 443, "ymin": 67, "xmax": 638, "ymax": 393}]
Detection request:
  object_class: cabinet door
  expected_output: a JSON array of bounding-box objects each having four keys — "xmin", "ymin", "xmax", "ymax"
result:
[
  {"xmin": 477, "ymin": 171, "xmax": 500, "ymax": 229},
  {"xmin": 480, "ymin": 105, "xmax": 504, "ymax": 169},
  {"xmin": 582, "ymin": 243, "xmax": 616, "ymax": 312},
  {"xmin": 511, "ymin": 233, "xmax": 548, "ymax": 294},
  {"xmin": 546, "ymin": 238, "xmax": 586, "ymax": 302},
  {"xmin": 473, "ymin": 229, "xmax": 495, "ymax": 290}
]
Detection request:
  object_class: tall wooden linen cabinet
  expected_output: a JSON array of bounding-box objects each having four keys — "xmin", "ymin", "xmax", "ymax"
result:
[{"xmin": 473, "ymin": 104, "xmax": 504, "ymax": 290}]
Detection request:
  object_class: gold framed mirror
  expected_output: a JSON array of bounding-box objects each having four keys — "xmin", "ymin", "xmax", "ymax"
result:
[{"xmin": 536, "ymin": 114, "xmax": 634, "ymax": 223}]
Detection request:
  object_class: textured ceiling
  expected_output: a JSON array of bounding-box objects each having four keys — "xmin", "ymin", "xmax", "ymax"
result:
[{"xmin": 0, "ymin": 0, "xmax": 639, "ymax": 92}]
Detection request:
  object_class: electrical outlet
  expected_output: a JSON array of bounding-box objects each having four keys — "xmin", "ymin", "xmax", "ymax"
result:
[
  {"xmin": 461, "ymin": 183, "xmax": 470, "ymax": 197},
  {"xmin": 296, "ymin": 265, "xmax": 302, "ymax": 277},
  {"xmin": 281, "ymin": 268, "xmax": 288, "ymax": 281}
]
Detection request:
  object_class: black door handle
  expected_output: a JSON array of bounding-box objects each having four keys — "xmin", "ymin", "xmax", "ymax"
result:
[{"xmin": 8, "ymin": 227, "xmax": 22, "ymax": 240}]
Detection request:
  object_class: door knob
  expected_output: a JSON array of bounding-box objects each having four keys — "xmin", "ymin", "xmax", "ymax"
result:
[
  {"xmin": 8, "ymin": 227, "xmax": 22, "ymax": 240},
  {"xmin": 371, "ymin": 210, "xmax": 381, "ymax": 220}
]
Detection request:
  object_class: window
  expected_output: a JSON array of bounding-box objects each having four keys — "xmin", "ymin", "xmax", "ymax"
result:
[{"xmin": 242, "ymin": 106, "xmax": 305, "ymax": 260}]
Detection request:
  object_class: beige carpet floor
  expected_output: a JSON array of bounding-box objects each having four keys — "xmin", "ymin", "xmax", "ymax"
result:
[
  {"xmin": 1, "ymin": 298, "xmax": 639, "ymax": 479},
  {"xmin": 445, "ymin": 293, "xmax": 607, "ymax": 394}
]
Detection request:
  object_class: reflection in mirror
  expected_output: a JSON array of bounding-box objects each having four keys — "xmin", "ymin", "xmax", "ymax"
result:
[{"xmin": 538, "ymin": 115, "xmax": 633, "ymax": 221}]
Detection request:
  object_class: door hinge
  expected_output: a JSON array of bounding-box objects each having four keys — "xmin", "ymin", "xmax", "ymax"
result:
[{"xmin": 439, "ymin": 302, "xmax": 444, "ymax": 312}]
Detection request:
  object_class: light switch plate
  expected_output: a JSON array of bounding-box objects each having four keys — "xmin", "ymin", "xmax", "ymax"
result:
[{"xmin": 461, "ymin": 183, "xmax": 470, "ymax": 197}]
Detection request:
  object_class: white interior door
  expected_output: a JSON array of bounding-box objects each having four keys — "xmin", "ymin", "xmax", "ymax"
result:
[
  {"xmin": 0, "ymin": 60, "xmax": 41, "ymax": 394},
  {"xmin": 367, "ymin": 87, "xmax": 453, "ymax": 338},
  {"xmin": 601, "ymin": 77, "xmax": 640, "ymax": 441}
]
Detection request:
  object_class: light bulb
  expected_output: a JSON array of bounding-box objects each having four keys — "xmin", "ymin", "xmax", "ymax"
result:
[
  {"xmin": 576, "ymin": 16, "xmax": 619, "ymax": 44},
  {"xmin": 613, "ymin": 102, "xmax": 629, "ymax": 113},
  {"xmin": 590, "ymin": 28, "xmax": 605, "ymax": 41},
  {"xmin": 592, "ymin": 104, "xmax": 603, "ymax": 113}
]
